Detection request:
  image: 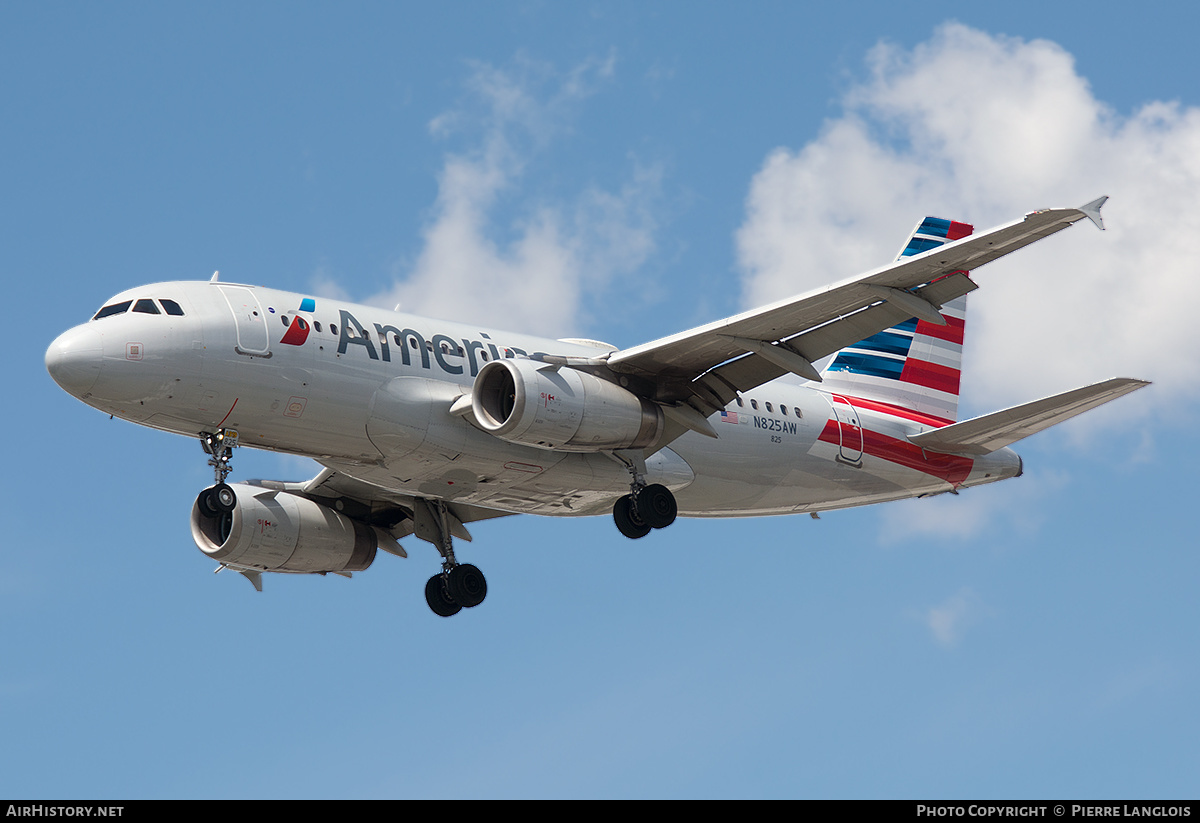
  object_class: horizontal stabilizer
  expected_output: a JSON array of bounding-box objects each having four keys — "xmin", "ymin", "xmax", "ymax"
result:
[{"xmin": 907, "ymin": 378, "xmax": 1150, "ymax": 455}]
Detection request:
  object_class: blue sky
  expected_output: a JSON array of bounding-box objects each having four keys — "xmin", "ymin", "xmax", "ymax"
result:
[{"xmin": 5, "ymin": 2, "xmax": 1198, "ymax": 799}]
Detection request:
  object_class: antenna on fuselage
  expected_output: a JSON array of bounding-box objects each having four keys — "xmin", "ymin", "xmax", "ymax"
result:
[{"xmin": 210, "ymin": 271, "xmax": 220, "ymax": 282}]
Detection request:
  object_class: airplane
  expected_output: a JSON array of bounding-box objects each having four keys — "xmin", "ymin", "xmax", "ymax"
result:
[{"xmin": 45, "ymin": 196, "xmax": 1149, "ymax": 616}]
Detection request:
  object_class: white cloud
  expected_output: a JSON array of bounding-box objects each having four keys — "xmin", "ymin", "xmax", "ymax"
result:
[
  {"xmin": 736, "ymin": 24, "xmax": 1200, "ymax": 428},
  {"xmin": 370, "ymin": 54, "xmax": 655, "ymax": 337},
  {"xmin": 307, "ymin": 264, "xmax": 353, "ymax": 303},
  {"xmin": 877, "ymin": 468, "xmax": 1067, "ymax": 545},
  {"xmin": 924, "ymin": 587, "xmax": 986, "ymax": 648}
]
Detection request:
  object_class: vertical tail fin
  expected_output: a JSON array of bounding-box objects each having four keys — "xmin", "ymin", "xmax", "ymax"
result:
[{"xmin": 818, "ymin": 217, "xmax": 974, "ymax": 424}]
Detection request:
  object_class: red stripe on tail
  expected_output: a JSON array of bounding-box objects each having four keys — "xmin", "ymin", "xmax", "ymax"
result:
[
  {"xmin": 914, "ymin": 315, "xmax": 965, "ymax": 345},
  {"xmin": 900, "ymin": 359, "xmax": 961, "ymax": 394}
]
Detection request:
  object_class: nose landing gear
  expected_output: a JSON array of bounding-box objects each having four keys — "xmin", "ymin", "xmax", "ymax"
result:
[{"xmin": 197, "ymin": 429, "xmax": 239, "ymax": 515}]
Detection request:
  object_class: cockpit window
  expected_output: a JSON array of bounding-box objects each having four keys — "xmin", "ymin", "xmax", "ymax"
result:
[
  {"xmin": 133, "ymin": 299, "xmax": 161, "ymax": 314},
  {"xmin": 93, "ymin": 301, "xmax": 132, "ymax": 320},
  {"xmin": 159, "ymin": 299, "xmax": 185, "ymax": 316}
]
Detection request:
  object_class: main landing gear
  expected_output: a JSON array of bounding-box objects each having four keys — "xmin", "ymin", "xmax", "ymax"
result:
[
  {"xmin": 415, "ymin": 498, "xmax": 488, "ymax": 618},
  {"xmin": 424, "ymin": 563, "xmax": 487, "ymax": 618},
  {"xmin": 196, "ymin": 429, "xmax": 239, "ymax": 517},
  {"xmin": 611, "ymin": 452, "xmax": 677, "ymax": 539},
  {"xmin": 612, "ymin": 484, "xmax": 677, "ymax": 538}
]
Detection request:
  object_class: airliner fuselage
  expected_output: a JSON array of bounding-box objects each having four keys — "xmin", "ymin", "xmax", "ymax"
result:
[
  {"xmin": 46, "ymin": 279, "xmax": 1019, "ymax": 521},
  {"xmin": 44, "ymin": 200, "xmax": 1147, "ymax": 615}
]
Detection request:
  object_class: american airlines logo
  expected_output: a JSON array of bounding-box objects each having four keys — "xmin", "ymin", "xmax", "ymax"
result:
[
  {"xmin": 306, "ymin": 308, "xmax": 558, "ymax": 379},
  {"xmin": 280, "ymin": 297, "xmax": 317, "ymax": 346},
  {"xmin": 279, "ymin": 305, "xmax": 596, "ymax": 386}
]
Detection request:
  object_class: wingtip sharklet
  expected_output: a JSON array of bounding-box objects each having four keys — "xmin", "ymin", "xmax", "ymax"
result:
[{"xmin": 1079, "ymin": 196, "xmax": 1108, "ymax": 231}]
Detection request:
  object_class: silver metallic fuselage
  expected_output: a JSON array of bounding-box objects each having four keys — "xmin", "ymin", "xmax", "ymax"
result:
[{"xmin": 46, "ymin": 280, "xmax": 1021, "ymax": 519}]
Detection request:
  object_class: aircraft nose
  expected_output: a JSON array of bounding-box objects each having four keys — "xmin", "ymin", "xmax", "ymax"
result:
[{"xmin": 46, "ymin": 326, "xmax": 103, "ymax": 397}]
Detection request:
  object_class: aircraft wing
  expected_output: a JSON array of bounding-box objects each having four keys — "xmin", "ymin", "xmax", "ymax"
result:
[
  {"xmin": 906, "ymin": 377, "xmax": 1149, "ymax": 456},
  {"xmin": 251, "ymin": 466, "xmax": 514, "ymax": 544},
  {"xmin": 607, "ymin": 199, "xmax": 1108, "ymax": 413}
]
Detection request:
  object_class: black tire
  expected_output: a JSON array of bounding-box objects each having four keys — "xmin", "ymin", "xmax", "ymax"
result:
[
  {"xmin": 447, "ymin": 563, "xmax": 487, "ymax": 608},
  {"xmin": 213, "ymin": 483, "xmax": 237, "ymax": 514},
  {"xmin": 636, "ymin": 484, "xmax": 677, "ymax": 529},
  {"xmin": 197, "ymin": 488, "xmax": 219, "ymax": 518},
  {"xmin": 613, "ymin": 495, "xmax": 651, "ymax": 539},
  {"xmin": 425, "ymin": 574, "xmax": 462, "ymax": 617}
]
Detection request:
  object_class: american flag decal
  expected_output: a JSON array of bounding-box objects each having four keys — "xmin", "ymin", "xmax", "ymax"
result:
[{"xmin": 721, "ymin": 410, "xmax": 739, "ymax": 424}]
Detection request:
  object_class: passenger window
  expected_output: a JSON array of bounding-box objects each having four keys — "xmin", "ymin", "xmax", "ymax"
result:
[
  {"xmin": 159, "ymin": 299, "xmax": 185, "ymax": 316},
  {"xmin": 736, "ymin": 397, "xmax": 744, "ymax": 407},
  {"xmin": 794, "ymin": 407, "xmax": 802, "ymax": 418},
  {"xmin": 750, "ymin": 399, "xmax": 758, "ymax": 410},
  {"xmin": 781, "ymin": 406, "xmax": 788, "ymax": 416},
  {"xmin": 766, "ymin": 402, "xmax": 773, "ymax": 413},
  {"xmin": 314, "ymin": 322, "xmax": 322, "ymax": 332},
  {"xmin": 93, "ymin": 301, "xmax": 132, "ymax": 320},
  {"xmin": 330, "ymin": 324, "xmax": 338, "ymax": 335},
  {"xmin": 281, "ymin": 316, "xmax": 289, "ymax": 327}
]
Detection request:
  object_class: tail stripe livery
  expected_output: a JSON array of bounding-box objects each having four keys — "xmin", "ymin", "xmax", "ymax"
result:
[
  {"xmin": 899, "ymin": 313, "xmax": 966, "ymax": 395},
  {"xmin": 819, "ymin": 215, "xmax": 975, "ymax": 424},
  {"xmin": 900, "ymin": 217, "xmax": 974, "ymax": 256}
]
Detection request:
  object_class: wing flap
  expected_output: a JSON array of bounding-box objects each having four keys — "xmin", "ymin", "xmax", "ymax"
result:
[{"xmin": 907, "ymin": 378, "xmax": 1149, "ymax": 456}]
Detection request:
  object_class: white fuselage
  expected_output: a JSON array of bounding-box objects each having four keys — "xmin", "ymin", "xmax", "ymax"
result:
[{"xmin": 45, "ymin": 280, "xmax": 1021, "ymax": 519}]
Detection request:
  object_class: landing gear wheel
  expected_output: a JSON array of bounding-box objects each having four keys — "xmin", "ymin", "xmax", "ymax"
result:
[
  {"xmin": 635, "ymin": 483, "xmax": 677, "ymax": 529},
  {"xmin": 447, "ymin": 563, "xmax": 487, "ymax": 608},
  {"xmin": 613, "ymin": 495, "xmax": 651, "ymax": 539},
  {"xmin": 212, "ymin": 483, "xmax": 237, "ymax": 514},
  {"xmin": 425, "ymin": 574, "xmax": 462, "ymax": 617},
  {"xmin": 197, "ymin": 488, "xmax": 220, "ymax": 518}
]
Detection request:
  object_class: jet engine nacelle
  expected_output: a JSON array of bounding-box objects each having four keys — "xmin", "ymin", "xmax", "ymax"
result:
[
  {"xmin": 190, "ymin": 484, "xmax": 377, "ymax": 574},
  {"xmin": 471, "ymin": 358, "xmax": 663, "ymax": 451}
]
